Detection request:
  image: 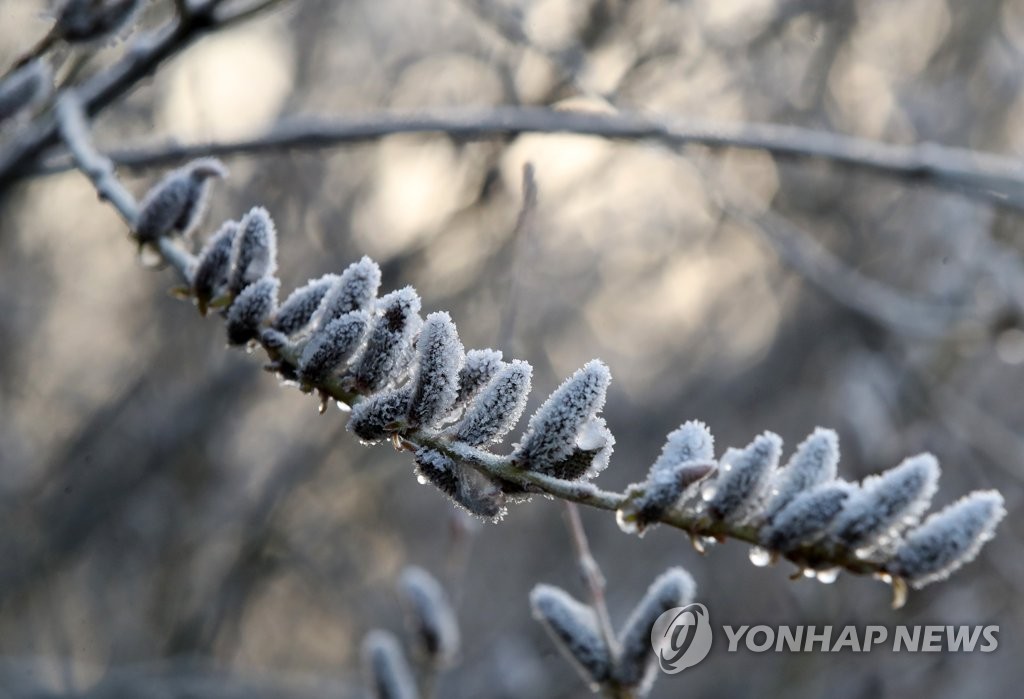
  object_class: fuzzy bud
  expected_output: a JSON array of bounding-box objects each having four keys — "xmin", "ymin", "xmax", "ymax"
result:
[
  {"xmin": 225, "ymin": 276, "xmax": 278, "ymax": 345},
  {"xmin": 413, "ymin": 447, "xmax": 506, "ymax": 520},
  {"xmin": 760, "ymin": 481, "xmax": 855, "ymax": 552},
  {"xmin": 134, "ymin": 158, "xmax": 227, "ymax": 243},
  {"xmin": 650, "ymin": 421, "xmax": 715, "ymax": 474},
  {"xmin": 352, "ymin": 287, "xmax": 422, "ymax": 393},
  {"xmin": 623, "ymin": 460, "xmax": 716, "ymax": 532},
  {"xmin": 513, "ymin": 360, "xmax": 611, "ymax": 476},
  {"xmin": 454, "ymin": 349, "xmax": 505, "ymax": 407},
  {"xmin": 316, "ymin": 256, "xmax": 381, "ymax": 324},
  {"xmin": 888, "ymin": 491, "xmax": 1005, "ymax": 588},
  {"xmin": 191, "ymin": 220, "xmax": 237, "ymax": 313},
  {"xmin": 450, "ymin": 360, "xmax": 533, "ymax": 447},
  {"xmin": 228, "ymin": 206, "xmax": 278, "ymax": 296},
  {"xmin": 707, "ymin": 432, "xmax": 782, "ymax": 522},
  {"xmin": 529, "ymin": 585, "xmax": 612, "ymax": 687},
  {"xmin": 763, "ymin": 428, "xmax": 840, "ymax": 520},
  {"xmin": 297, "ymin": 311, "xmax": 369, "ymax": 386},
  {"xmin": 397, "ymin": 567, "xmax": 460, "ymax": 667},
  {"xmin": 407, "ymin": 312, "xmax": 464, "ymax": 428},
  {"xmin": 348, "ymin": 386, "xmax": 413, "ymax": 443},
  {"xmin": 362, "ymin": 630, "xmax": 419, "ymax": 699},
  {"xmin": 614, "ymin": 567, "xmax": 696, "ymax": 689},
  {"xmin": 272, "ymin": 274, "xmax": 339, "ymax": 336},
  {"xmin": 830, "ymin": 453, "xmax": 940, "ymax": 550}
]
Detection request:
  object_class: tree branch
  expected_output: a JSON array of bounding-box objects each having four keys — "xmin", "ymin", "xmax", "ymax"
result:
[{"xmin": 27, "ymin": 106, "xmax": 1024, "ymax": 211}]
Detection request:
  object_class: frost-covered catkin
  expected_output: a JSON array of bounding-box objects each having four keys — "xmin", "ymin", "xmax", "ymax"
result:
[
  {"xmin": 56, "ymin": 0, "xmax": 141, "ymax": 43},
  {"xmin": 454, "ymin": 349, "xmax": 505, "ymax": 408},
  {"xmin": 449, "ymin": 360, "xmax": 531, "ymax": 447},
  {"xmin": 228, "ymin": 207, "xmax": 278, "ymax": 297},
  {"xmin": 760, "ymin": 481, "xmax": 855, "ymax": 552},
  {"xmin": 397, "ymin": 567, "xmax": 460, "ymax": 666},
  {"xmin": 407, "ymin": 312, "xmax": 464, "ymax": 428},
  {"xmin": 316, "ymin": 256, "xmax": 381, "ymax": 324},
  {"xmin": 134, "ymin": 158, "xmax": 227, "ymax": 243},
  {"xmin": 614, "ymin": 568, "xmax": 696, "ymax": 689},
  {"xmin": 272, "ymin": 274, "xmax": 338, "ymax": 336},
  {"xmin": 529, "ymin": 585, "xmax": 612, "ymax": 687},
  {"xmin": 513, "ymin": 360, "xmax": 611, "ymax": 476},
  {"xmin": 707, "ymin": 432, "xmax": 782, "ymax": 522},
  {"xmin": 413, "ymin": 447, "xmax": 505, "ymax": 519},
  {"xmin": 650, "ymin": 421, "xmax": 715, "ymax": 475},
  {"xmin": 0, "ymin": 60, "xmax": 50, "ymax": 123},
  {"xmin": 297, "ymin": 311, "xmax": 368, "ymax": 385},
  {"xmin": 888, "ymin": 491, "xmax": 1005, "ymax": 588},
  {"xmin": 225, "ymin": 276, "xmax": 279, "ymax": 345},
  {"xmin": 352, "ymin": 287, "xmax": 422, "ymax": 393},
  {"xmin": 830, "ymin": 454, "xmax": 939, "ymax": 550},
  {"xmin": 348, "ymin": 386, "xmax": 413, "ymax": 443},
  {"xmin": 626, "ymin": 460, "xmax": 716, "ymax": 531},
  {"xmin": 763, "ymin": 427, "xmax": 840, "ymax": 520},
  {"xmin": 191, "ymin": 220, "xmax": 237, "ymax": 313},
  {"xmin": 362, "ymin": 630, "xmax": 420, "ymax": 699}
]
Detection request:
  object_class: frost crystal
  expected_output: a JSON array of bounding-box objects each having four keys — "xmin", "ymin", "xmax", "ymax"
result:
[
  {"xmin": 352, "ymin": 287, "xmax": 422, "ymax": 392},
  {"xmin": 831, "ymin": 453, "xmax": 939, "ymax": 549},
  {"xmin": 707, "ymin": 432, "xmax": 782, "ymax": 522},
  {"xmin": 56, "ymin": 0, "xmax": 141, "ymax": 43},
  {"xmin": 228, "ymin": 206, "xmax": 278, "ymax": 296},
  {"xmin": 347, "ymin": 386, "xmax": 413, "ymax": 443},
  {"xmin": 362, "ymin": 630, "xmax": 419, "ymax": 699},
  {"xmin": 272, "ymin": 274, "xmax": 339, "ymax": 336},
  {"xmin": 397, "ymin": 567, "xmax": 460, "ymax": 666},
  {"xmin": 625, "ymin": 459, "xmax": 716, "ymax": 531},
  {"xmin": 407, "ymin": 312, "xmax": 464, "ymax": 428},
  {"xmin": 191, "ymin": 220, "xmax": 237, "ymax": 312},
  {"xmin": 451, "ymin": 360, "xmax": 532, "ymax": 447},
  {"xmin": 763, "ymin": 427, "xmax": 840, "ymax": 519},
  {"xmin": 888, "ymin": 491, "xmax": 1005, "ymax": 588},
  {"xmin": 316, "ymin": 256, "xmax": 381, "ymax": 324},
  {"xmin": 297, "ymin": 311, "xmax": 369, "ymax": 385},
  {"xmin": 760, "ymin": 481, "xmax": 855, "ymax": 552},
  {"xmin": 0, "ymin": 59, "xmax": 50, "ymax": 123},
  {"xmin": 614, "ymin": 567, "xmax": 696, "ymax": 689},
  {"xmin": 529, "ymin": 584, "xmax": 612, "ymax": 687},
  {"xmin": 413, "ymin": 447, "xmax": 506, "ymax": 519},
  {"xmin": 225, "ymin": 276, "xmax": 278, "ymax": 346},
  {"xmin": 134, "ymin": 158, "xmax": 227, "ymax": 243},
  {"xmin": 454, "ymin": 349, "xmax": 505, "ymax": 407},
  {"xmin": 650, "ymin": 420, "xmax": 715, "ymax": 474},
  {"xmin": 513, "ymin": 360, "xmax": 611, "ymax": 476}
]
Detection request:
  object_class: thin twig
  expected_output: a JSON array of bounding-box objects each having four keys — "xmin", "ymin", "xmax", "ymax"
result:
[
  {"xmin": 563, "ymin": 502, "xmax": 618, "ymax": 653},
  {"xmin": 25, "ymin": 106, "xmax": 1024, "ymax": 210}
]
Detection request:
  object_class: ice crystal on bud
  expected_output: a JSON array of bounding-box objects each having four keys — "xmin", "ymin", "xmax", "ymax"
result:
[
  {"xmin": 134, "ymin": 158, "xmax": 227, "ymax": 243},
  {"xmin": 623, "ymin": 459, "xmax": 716, "ymax": 532},
  {"xmin": 650, "ymin": 421, "xmax": 715, "ymax": 474},
  {"xmin": 316, "ymin": 256, "xmax": 381, "ymax": 324},
  {"xmin": 763, "ymin": 427, "xmax": 840, "ymax": 519},
  {"xmin": 0, "ymin": 59, "xmax": 50, "ymax": 123},
  {"xmin": 352, "ymin": 287, "xmax": 422, "ymax": 392},
  {"xmin": 348, "ymin": 386, "xmax": 412, "ymax": 443},
  {"xmin": 831, "ymin": 454, "xmax": 939, "ymax": 549},
  {"xmin": 454, "ymin": 349, "xmax": 505, "ymax": 407},
  {"xmin": 225, "ymin": 276, "xmax": 278, "ymax": 346},
  {"xmin": 397, "ymin": 567, "xmax": 460, "ymax": 666},
  {"xmin": 413, "ymin": 447, "xmax": 505, "ymax": 519},
  {"xmin": 529, "ymin": 585, "xmax": 612, "ymax": 687},
  {"xmin": 614, "ymin": 568, "xmax": 696, "ymax": 690},
  {"xmin": 297, "ymin": 311, "xmax": 369, "ymax": 385},
  {"xmin": 451, "ymin": 360, "xmax": 532, "ymax": 447},
  {"xmin": 56, "ymin": 0, "xmax": 141, "ymax": 43},
  {"xmin": 888, "ymin": 491, "xmax": 1005, "ymax": 588},
  {"xmin": 228, "ymin": 207, "xmax": 278, "ymax": 296},
  {"xmin": 407, "ymin": 312, "xmax": 464, "ymax": 428},
  {"xmin": 513, "ymin": 360, "xmax": 611, "ymax": 477},
  {"xmin": 361, "ymin": 630, "xmax": 419, "ymax": 699},
  {"xmin": 760, "ymin": 481, "xmax": 855, "ymax": 552},
  {"xmin": 707, "ymin": 432, "xmax": 782, "ymax": 522},
  {"xmin": 272, "ymin": 274, "xmax": 339, "ymax": 336},
  {"xmin": 191, "ymin": 220, "xmax": 237, "ymax": 313}
]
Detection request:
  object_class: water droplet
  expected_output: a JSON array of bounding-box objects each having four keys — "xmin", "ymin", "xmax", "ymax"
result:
[
  {"xmin": 855, "ymin": 546, "xmax": 874, "ymax": 559},
  {"xmin": 748, "ymin": 546, "xmax": 772, "ymax": 567},
  {"xmin": 701, "ymin": 482, "xmax": 718, "ymax": 501},
  {"xmin": 815, "ymin": 568, "xmax": 840, "ymax": 584},
  {"xmin": 615, "ymin": 509, "xmax": 639, "ymax": 534},
  {"xmin": 721, "ymin": 463, "xmax": 733, "ymax": 472},
  {"xmin": 701, "ymin": 536, "xmax": 718, "ymax": 550},
  {"xmin": 802, "ymin": 568, "xmax": 817, "ymax": 578},
  {"xmin": 873, "ymin": 572, "xmax": 893, "ymax": 584},
  {"xmin": 335, "ymin": 400, "xmax": 351, "ymax": 413},
  {"xmin": 416, "ymin": 475, "xmax": 429, "ymax": 485}
]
